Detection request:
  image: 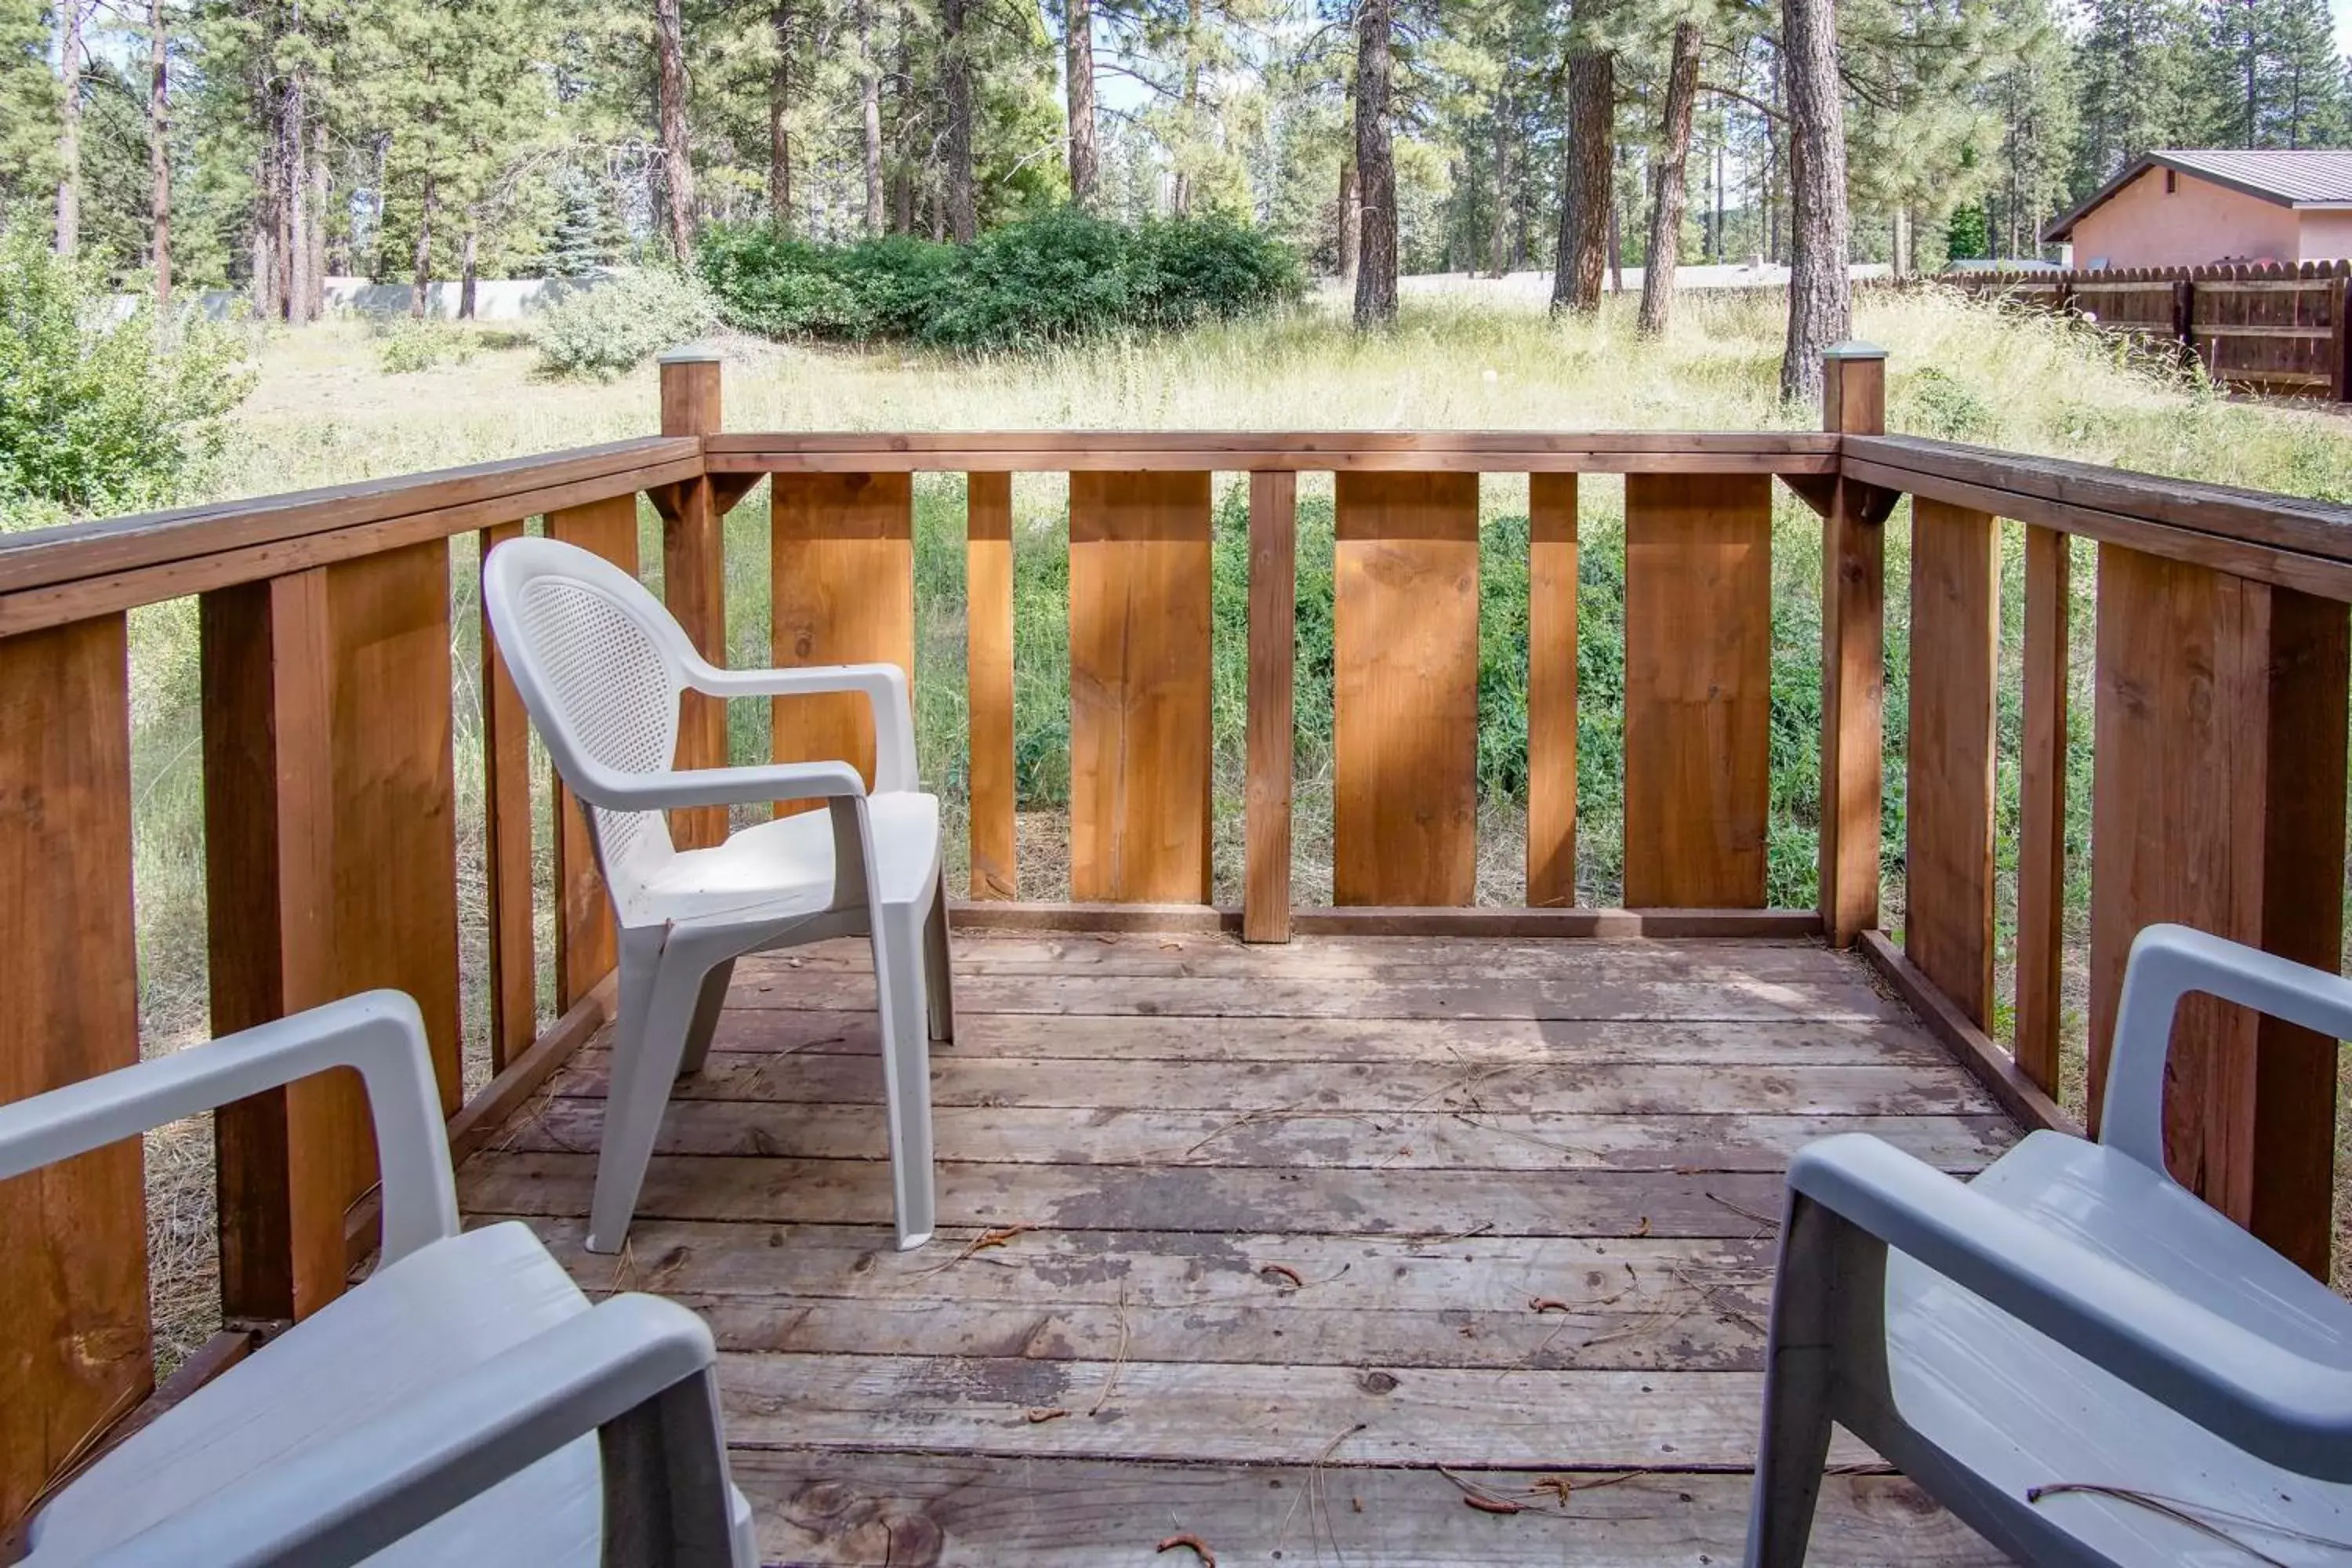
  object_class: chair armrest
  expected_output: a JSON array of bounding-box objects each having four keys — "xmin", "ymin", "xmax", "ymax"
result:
[
  {"xmin": 0, "ymin": 992, "xmax": 456, "ymax": 1268},
  {"xmin": 90, "ymin": 1294, "xmax": 735, "ymax": 1568},
  {"xmin": 681, "ymin": 659, "xmax": 916, "ymax": 793},
  {"xmin": 1791, "ymin": 1133, "xmax": 2352, "ymax": 1479},
  {"xmin": 2103, "ymin": 924, "xmax": 2352, "ymax": 1177},
  {"xmin": 567, "ymin": 757, "xmax": 868, "ymax": 813}
]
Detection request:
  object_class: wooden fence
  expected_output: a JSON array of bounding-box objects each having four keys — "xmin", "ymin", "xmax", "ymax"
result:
[
  {"xmin": 1945, "ymin": 259, "xmax": 2352, "ymax": 398},
  {"xmin": 5, "ymin": 346, "xmax": 2352, "ymax": 1533}
]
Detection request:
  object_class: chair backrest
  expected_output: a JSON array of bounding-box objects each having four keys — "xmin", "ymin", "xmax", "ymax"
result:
[{"xmin": 483, "ymin": 536, "xmax": 691, "ymax": 913}]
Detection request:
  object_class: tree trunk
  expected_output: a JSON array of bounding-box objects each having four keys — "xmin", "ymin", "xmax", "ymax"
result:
[
  {"xmin": 654, "ymin": 0, "xmax": 695, "ymax": 260},
  {"xmin": 1711, "ymin": 137, "xmax": 1724, "ymax": 262},
  {"xmin": 942, "ymin": 0, "xmax": 976, "ymax": 241},
  {"xmin": 148, "ymin": 0, "xmax": 170, "ymax": 303},
  {"xmin": 769, "ymin": 1, "xmax": 793, "ymax": 227},
  {"xmin": 1893, "ymin": 204, "xmax": 1911, "ymax": 277},
  {"xmin": 1173, "ymin": 0, "xmax": 1202, "ymax": 216},
  {"xmin": 285, "ymin": 73, "xmax": 311, "ymax": 325},
  {"xmin": 858, "ymin": 0, "xmax": 882, "ymax": 234},
  {"xmin": 1338, "ymin": 155, "xmax": 1361, "ymax": 283},
  {"xmin": 1486, "ymin": 104, "xmax": 1510, "ymax": 278},
  {"xmin": 1637, "ymin": 19, "xmax": 1700, "ymax": 336},
  {"xmin": 1067, "ymin": 0, "xmax": 1098, "ymax": 205},
  {"xmin": 1352, "ymin": 0, "xmax": 1397, "ymax": 328},
  {"xmin": 54, "ymin": 0, "xmax": 84, "ymax": 254},
  {"xmin": 411, "ymin": 169, "xmax": 435, "ymax": 319},
  {"xmin": 459, "ymin": 226, "xmax": 478, "ymax": 318},
  {"xmin": 1780, "ymin": 0, "xmax": 1851, "ymax": 405},
  {"xmin": 1551, "ymin": 12, "xmax": 1611, "ymax": 314},
  {"xmin": 308, "ymin": 123, "xmax": 327, "ymax": 313}
]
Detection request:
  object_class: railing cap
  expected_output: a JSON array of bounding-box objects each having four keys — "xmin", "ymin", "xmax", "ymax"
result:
[
  {"xmin": 1822, "ymin": 341, "xmax": 1889, "ymax": 361},
  {"xmin": 659, "ymin": 343, "xmax": 724, "ymax": 365}
]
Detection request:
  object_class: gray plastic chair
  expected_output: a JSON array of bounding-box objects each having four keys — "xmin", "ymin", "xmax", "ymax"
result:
[
  {"xmin": 482, "ymin": 534, "xmax": 951, "ymax": 1255},
  {"xmin": 1746, "ymin": 923, "xmax": 2352, "ymax": 1566},
  {"xmin": 2, "ymin": 992, "xmax": 756, "ymax": 1567}
]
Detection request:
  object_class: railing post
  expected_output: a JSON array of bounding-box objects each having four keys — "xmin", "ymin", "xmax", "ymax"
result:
[
  {"xmin": 1245, "ymin": 470, "xmax": 1296, "ymax": 941},
  {"xmin": 658, "ymin": 347, "xmax": 729, "ymax": 851},
  {"xmin": 1817, "ymin": 342, "xmax": 1886, "ymax": 947},
  {"xmin": 966, "ymin": 473, "xmax": 1017, "ymax": 899},
  {"xmin": 0, "ymin": 615, "xmax": 146, "ymax": 1530}
]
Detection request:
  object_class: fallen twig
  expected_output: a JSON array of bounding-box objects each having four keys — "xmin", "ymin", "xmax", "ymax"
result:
[
  {"xmin": 1090, "ymin": 1280, "xmax": 1131, "ymax": 1415},
  {"xmin": 1436, "ymin": 1466, "xmax": 1525, "ymax": 1514},
  {"xmin": 913, "ymin": 1221, "xmax": 1036, "ymax": 1277},
  {"xmin": 1156, "ymin": 1532, "xmax": 1216, "ymax": 1566},
  {"xmin": 1258, "ymin": 1262, "xmax": 1306, "ymax": 1291},
  {"xmin": 1704, "ymin": 1191, "xmax": 1781, "ymax": 1229},
  {"xmin": 1025, "ymin": 1406, "xmax": 1070, "ymax": 1423}
]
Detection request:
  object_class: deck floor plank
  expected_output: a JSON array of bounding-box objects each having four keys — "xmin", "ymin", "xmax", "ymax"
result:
[{"xmin": 459, "ymin": 928, "xmax": 2009, "ymax": 1565}]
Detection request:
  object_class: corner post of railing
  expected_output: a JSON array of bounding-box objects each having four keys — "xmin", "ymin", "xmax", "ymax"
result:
[
  {"xmin": 1817, "ymin": 342, "xmax": 1887, "ymax": 948},
  {"xmin": 657, "ymin": 346, "xmax": 730, "ymax": 850}
]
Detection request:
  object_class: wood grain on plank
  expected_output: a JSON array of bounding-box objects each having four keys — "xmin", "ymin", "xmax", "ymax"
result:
[
  {"xmin": 461, "ymin": 1152, "xmax": 1798, "ymax": 1239},
  {"xmin": 1904, "ymin": 500, "xmax": 1999, "ymax": 1028},
  {"xmin": 677, "ymin": 1006, "xmax": 1961, "ymax": 1068},
  {"xmin": 545, "ymin": 495, "xmax": 637, "ymax": 1004},
  {"xmin": 547, "ymin": 1053, "xmax": 1996, "ymax": 1117},
  {"xmin": 1333, "ymin": 471, "xmax": 1480, "ymax": 906},
  {"xmin": 2014, "ymin": 524, "xmax": 2070, "ymax": 1091},
  {"xmin": 0, "ymin": 614, "xmax": 146, "ymax": 1530},
  {"xmin": 1527, "ymin": 472, "xmax": 1579, "ymax": 907},
  {"xmin": 733, "ymin": 1452, "xmax": 2002, "ymax": 1568},
  {"xmin": 2087, "ymin": 544, "xmax": 2349, "ymax": 1276},
  {"xmin": 966, "ymin": 473, "xmax": 1016, "ymax": 898},
  {"xmin": 771, "ymin": 472, "xmax": 916, "ymax": 814},
  {"xmin": 1068, "ymin": 471, "xmax": 1214, "ymax": 902},
  {"xmin": 512, "ymin": 1094, "xmax": 2013, "ymax": 1171},
  {"xmin": 658, "ymin": 471, "xmax": 729, "ymax": 849},
  {"xmin": 477, "ymin": 523, "xmax": 536, "ymax": 1071},
  {"xmin": 1623, "ymin": 473, "xmax": 1772, "ymax": 908},
  {"xmin": 1244, "ymin": 470, "xmax": 1296, "ymax": 940},
  {"xmin": 717, "ymin": 1355, "xmax": 1871, "ymax": 1470}
]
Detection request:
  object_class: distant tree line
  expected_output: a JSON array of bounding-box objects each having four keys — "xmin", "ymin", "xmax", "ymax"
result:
[{"xmin": 2, "ymin": 0, "xmax": 2347, "ymax": 387}]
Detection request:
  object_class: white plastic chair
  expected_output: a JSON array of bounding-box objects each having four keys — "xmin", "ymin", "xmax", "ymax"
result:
[
  {"xmin": 2, "ymin": 992, "xmax": 757, "ymax": 1567},
  {"xmin": 1747, "ymin": 923, "xmax": 2352, "ymax": 1566},
  {"xmin": 483, "ymin": 535, "xmax": 950, "ymax": 1254}
]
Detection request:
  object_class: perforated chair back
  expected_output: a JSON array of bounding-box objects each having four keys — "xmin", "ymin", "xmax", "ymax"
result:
[{"xmin": 484, "ymin": 536, "xmax": 692, "ymax": 913}]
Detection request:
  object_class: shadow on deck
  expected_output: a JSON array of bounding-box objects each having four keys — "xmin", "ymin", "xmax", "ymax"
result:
[{"xmin": 459, "ymin": 929, "xmax": 2015, "ymax": 1566}]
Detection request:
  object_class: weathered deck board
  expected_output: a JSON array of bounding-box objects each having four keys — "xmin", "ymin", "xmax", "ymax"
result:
[{"xmin": 459, "ymin": 928, "xmax": 2009, "ymax": 1566}]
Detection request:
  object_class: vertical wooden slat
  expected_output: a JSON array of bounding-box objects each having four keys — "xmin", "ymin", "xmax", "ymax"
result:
[
  {"xmin": 2088, "ymin": 544, "xmax": 2349, "ymax": 1278},
  {"xmin": 1333, "ymin": 471, "xmax": 1480, "ymax": 907},
  {"xmin": 658, "ymin": 349, "xmax": 728, "ymax": 851},
  {"xmin": 1904, "ymin": 499, "xmax": 1999, "ymax": 1029},
  {"xmin": 2015, "ymin": 524, "xmax": 2071, "ymax": 1092},
  {"xmin": 771, "ymin": 471, "xmax": 915, "ymax": 814},
  {"xmin": 546, "ymin": 495, "xmax": 637, "ymax": 1007},
  {"xmin": 1069, "ymin": 470, "xmax": 1214, "ymax": 903},
  {"xmin": 1526, "ymin": 472, "xmax": 1578, "ymax": 909},
  {"xmin": 1245, "ymin": 470, "xmax": 1297, "ymax": 942},
  {"xmin": 205, "ymin": 541, "xmax": 462, "ymax": 1321},
  {"xmin": 1818, "ymin": 343, "xmax": 1888, "ymax": 945},
  {"xmin": 966, "ymin": 473, "xmax": 1016, "ymax": 900},
  {"xmin": 478, "ymin": 522, "xmax": 535, "ymax": 1072},
  {"xmin": 1623, "ymin": 471, "xmax": 1773, "ymax": 909},
  {"xmin": 0, "ymin": 615, "xmax": 145, "ymax": 1530}
]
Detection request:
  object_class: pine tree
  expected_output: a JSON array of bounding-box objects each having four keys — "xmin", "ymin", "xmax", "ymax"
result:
[
  {"xmin": 545, "ymin": 170, "xmax": 617, "ymax": 277},
  {"xmin": 2071, "ymin": 0, "xmax": 2209, "ymax": 190}
]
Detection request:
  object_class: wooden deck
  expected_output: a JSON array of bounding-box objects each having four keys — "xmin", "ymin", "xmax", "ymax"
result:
[{"xmin": 459, "ymin": 928, "xmax": 2016, "ymax": 1566}]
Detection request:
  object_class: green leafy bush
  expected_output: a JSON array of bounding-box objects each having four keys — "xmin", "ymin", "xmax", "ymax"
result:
[
  {"xmin": 698, "ymin": 209, "xmax": 1301, "ymax": 353},
  {"xmin": 0, "ymin": 218, "xmax": 251, "ymax": 525},
  {"xmin": 534, "ymin": 267, "xmax": 720, "ymax": 380},
  {"xmin": 376, "ymin": 318, "xmax": 477, "ymax": 374}
]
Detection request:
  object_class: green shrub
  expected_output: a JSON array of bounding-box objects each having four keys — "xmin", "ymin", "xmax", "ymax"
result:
[
  {"xmin": 0, "ymin": 218, "xmax": 251, "ymax": 525},
  {"xmin": 376, "ymin": 318, "xmax": 476, "ymax": 374},
  {"xmin": 535, "ymin": 267, "xmax": 720, "ymax": 380},
  {"xmin": 697, "ymin": 209, "xmax": 1301, "ymax": 354}
]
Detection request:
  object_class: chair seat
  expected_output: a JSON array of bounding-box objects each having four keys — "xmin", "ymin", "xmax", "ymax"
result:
[
  {"xmin": 27, "ymin": 1221, "xmax": 749, "ymax": 1565},
  {"xmin": 1885, "ymin": 1131, "xmax": 2352, "ymax": 1564},
  {"xmin": 637, "ymin": 789, "xmax": 942, "ymax": 924}
]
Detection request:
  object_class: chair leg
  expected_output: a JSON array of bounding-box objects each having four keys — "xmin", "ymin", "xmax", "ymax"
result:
[
  {"xmin": 678, "ymin": 958, "xmax": 735, "ymax": 1078},
  {"xmin": 923, "ymin": 877, "xmax": 955, "ymax": 1045},
  {"xmin": 589, "ymin": 937, "xmax": 709, "ymax": 1256},
  {"xmin": 873, "ymin": 902, "xmax": 937, "ymax": 1250},
  {"xmin": 1744, "ymin": 1195, "xmax": 1849, "ymax": 1568}
]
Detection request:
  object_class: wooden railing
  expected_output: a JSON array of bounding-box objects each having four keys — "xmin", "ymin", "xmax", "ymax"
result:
[{"xmin": 2, "ymin": 343, "xmax": 2350, "ymax": 1529}]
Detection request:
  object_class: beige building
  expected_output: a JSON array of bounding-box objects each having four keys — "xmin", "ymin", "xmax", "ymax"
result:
[{"xmin": 2044, "ymin": 149, "xmax": 2352, "ymax": 269}]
